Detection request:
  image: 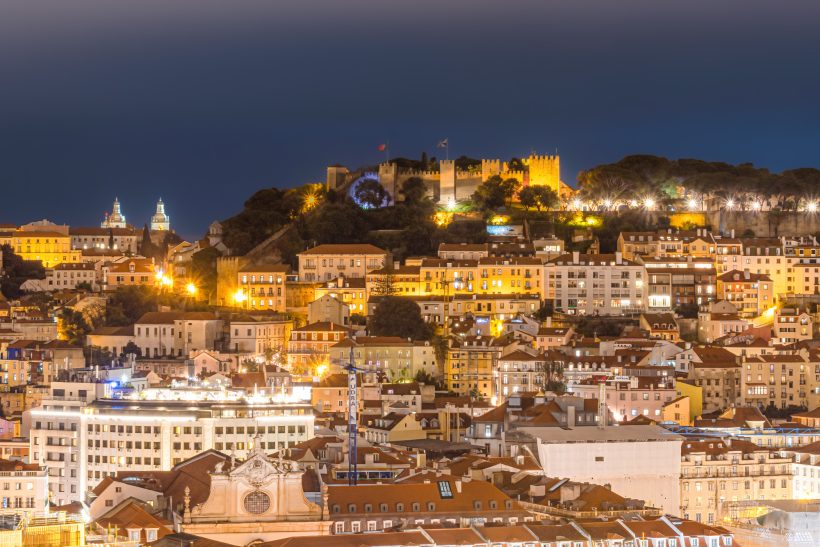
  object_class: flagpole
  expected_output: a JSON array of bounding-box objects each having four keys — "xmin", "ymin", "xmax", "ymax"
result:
[{"xmin": 446, "ymin": 140, "xmax": 449, "ymax": 161}]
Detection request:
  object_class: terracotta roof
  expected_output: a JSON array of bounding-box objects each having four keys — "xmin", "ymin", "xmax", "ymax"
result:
[
  {"xmin": 239, "ymin": 263, "xmax": 292, "ymax": 273},
  {"xmin": 137, "ymin": 311, "xmax": 217, "ymax": 324},
  {"xmin": 299, "ymin": 244, "xmax": 386, "ymax": 255},
  {"xmin": 96, "ymin": 499, "xmax": 173, "ymax": 542},
  {"xmin": 292, "ymin": 321, "xmax": 352, "ymax": 333}
]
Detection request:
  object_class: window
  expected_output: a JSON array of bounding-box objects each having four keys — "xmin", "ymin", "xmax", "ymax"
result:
[
  {"xmin": 437, "ymin": 481, "xmax": 453, "ymax": 499},
  {"xmin": 243, "ymin": 491, "xmax": 271, "ymax": 514}
]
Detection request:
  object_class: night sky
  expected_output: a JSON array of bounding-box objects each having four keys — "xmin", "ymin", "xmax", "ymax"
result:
[{"xmin": 2, "ymin": 0, "xmax": 820, "ymax": 239}]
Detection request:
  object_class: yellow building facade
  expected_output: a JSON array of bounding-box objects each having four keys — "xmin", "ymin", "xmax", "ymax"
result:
[{"xmin": 12, "ymin": 231, "xmax": 81, "ymax": 268}]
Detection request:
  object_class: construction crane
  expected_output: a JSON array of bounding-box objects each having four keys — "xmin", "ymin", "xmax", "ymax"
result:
[{"xmin": 345, "ymin": 343, "xmax": 367, "ymax": 486}]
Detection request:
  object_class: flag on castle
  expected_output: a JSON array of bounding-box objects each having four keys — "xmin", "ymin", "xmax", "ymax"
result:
[
  {"xmin": 437, "ymin": 138, "xmax": 448, "ymax": 148},
  {"xmin": 377, "ymin": 143, "xmax": 387, "ymax": 152}
]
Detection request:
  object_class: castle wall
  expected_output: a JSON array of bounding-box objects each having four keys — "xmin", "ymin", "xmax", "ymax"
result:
[{"xmin": 707, "ymin": 210, "xmax": 820, "ymax": 237}]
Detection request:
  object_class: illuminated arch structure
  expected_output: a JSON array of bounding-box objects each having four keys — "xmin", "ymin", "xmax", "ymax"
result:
[{"xmin": 348, "ymin": 172, "xmax": 392, "ymax": 209}]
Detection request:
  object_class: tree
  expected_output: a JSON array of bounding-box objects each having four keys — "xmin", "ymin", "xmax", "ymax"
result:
[
  {"xmin": 472, "ymin": 175, "xmax": 507, "ymax": 212},
  {"xmin": 500, "ymin": 178, "xmax": 522, "ymax": 207},
  {"xmin": 59, "ymin": 308, "xmax": 90, "ymax": 346},
  {"xmin": 123, "ymin": 341, "xmax": 142, "ymax": 358},
  {"xmin": 354, "ymin": 178, "xmax": 390, "ymax": 209},
  {"xmin": 370, "ymin": 268, "xmax": 399, "ymax": 297},
  {"xmin": 0, "ymin": 244, "xmax": 45, "ymax": 299},
  {"xmin": 520, "ymin": 185, "xmax": 559, "ymax": 212},
  {"xmin": 399, "ymin": 177, "xmax": 428, "ymax": 205},
  {"xmin": 369, "ymin": 297, "xmax": 432, "ymax": 340},
  {"xmin": 104, "ymin": 286, "xmax": 159, "ymax": 326}
]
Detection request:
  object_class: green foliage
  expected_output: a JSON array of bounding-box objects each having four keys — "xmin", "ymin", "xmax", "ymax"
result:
[
  {"xmin": 123, "ymin": 341, "xmax": 142, "ymax": 357},
  {"xmin": 222, "ymin": 185, "xmax": 313, "ymax": 255},
  {"xmin": 60, "ymin": 308, "xmax": 91, "ymax": 346},
  {"xmin": 519, "ymin": 185, "xmax": 559, "ymax": 212},
  {"xmin": 104, "ymin": 286, "xmax": 160, "ymax": 326},
  {"xmin": 472, "ymin": 175, "xmax": 507, "ymax": 212},
  {"xmin": 369, "ymin": 297, "xmax": 432, "ymax": 340},
  {"xmin": 399, "ymin": 177, "xmax": 428, "ymax": 205},
  {"xmin": 350, "ymin": 313, "xmax": 367, "ymax": 326},
  {"xmin": 577, "ymin": 155, "xmax": 820, "ymax": 211},
  {"xmin": 191, "ymin": 247, "xmax": 221, "ymax": 300},
  {"xmin": 354, "ymin": 178, "xmax": 391, "ymax": 209},
  {"xmin": 0, "ymin": 244, "xmax": 45, "ymax": 299}
]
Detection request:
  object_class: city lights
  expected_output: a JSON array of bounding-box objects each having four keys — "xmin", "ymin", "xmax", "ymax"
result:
[
  {"xmin": 186, "ymin": 282, "xmax": 197, "ymax": 296},
  {"xmin": 751, "ymin": 201, "xmax": 762, "ymax": 211},
  {"xmin": 808, "ymin": 202, "xmax": 818, "ymax": 213},
  {"xmin": 725, "ymin": 199, "xmax": 735, "ymax": 210},
  {"xmin": 644, "ymin": 198, "xmax": 655, "ymax": 209},
  {"xmin": 233, "ymin": 289, "xmax": 247, "ymax": 304},
  {"xmin": 571, "ymin": 199, "xmax": 582, "ymax": 210},
  {"xmin": 687, "ymin": 198, "xmax": 697, "ymax": 210}
]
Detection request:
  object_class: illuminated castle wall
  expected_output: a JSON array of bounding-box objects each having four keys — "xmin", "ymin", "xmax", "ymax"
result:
[{"xmin": 328, "ymin": 154, "xmax": 567, "ymax": 204}]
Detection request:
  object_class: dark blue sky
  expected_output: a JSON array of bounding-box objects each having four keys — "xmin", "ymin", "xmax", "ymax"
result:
[{"xmin": 2, "ymin": 0, "xmax": 820, "ymax": 239}]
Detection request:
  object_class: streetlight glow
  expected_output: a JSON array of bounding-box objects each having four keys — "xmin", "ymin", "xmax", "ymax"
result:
[
  {"xmin": 186, "ymin": 282, "xmax": 197, "ymax": 296},
  {"xmin": 808, "ymin": 202, "xmax": 817, "ymax": 213},
  {"xmin": 644, "ymin": 198, "xmax": 655, "ymax": 209},
  {"xmin": 234, "ymin": 289, "xmax": 247, "ymax": 304},
  {"xmin": 725, "ymin": 199, "xmax": 735, "ymax": 210},
  {"xmin": 572, "ymin": 199, "xmax": 582, "ymax": 210},
  {"xmin": 687, "ymin": 198, "xmax": 697, "ymax": 210}
]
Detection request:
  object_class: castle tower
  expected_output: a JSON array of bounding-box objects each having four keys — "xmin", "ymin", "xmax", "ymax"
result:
[
  {"xmin": 481, "ymin": 159, "xmax": 502, "ymax": 182},
  {"xmin": 150, "ymin": 198, "xmax": 170, "ymax": 231},
  {"xmin": 325, "ymin": 165, "xmax": 349, "ymax": 191},
  {"xmin": 378, "ymin": 162, "xmax": 398, "ymax": 202},
  {"xmin": 527, "ymin": 154, "xmax": 561, "ymax": 192},
  {"xmin": 101, "ymin": 197, "xmax": 127, "ymax": 229},
  {"xmin": 439, "ymin": 160, "xmax": 456, "ymax": 205}
]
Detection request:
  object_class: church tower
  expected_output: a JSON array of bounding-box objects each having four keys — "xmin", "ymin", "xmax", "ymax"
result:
[
  {"xmin": 151, "ymin": 198, "xmax": 170, "ymax": 231},
  {"xmin": 101, "ymin": 197, "xmax": 127, "ymax": 229}
]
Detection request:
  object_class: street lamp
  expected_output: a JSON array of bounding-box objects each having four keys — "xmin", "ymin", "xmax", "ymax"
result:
[{"xmin": 186, "ymin": 282, "xmax": 197, "ymax": 296}]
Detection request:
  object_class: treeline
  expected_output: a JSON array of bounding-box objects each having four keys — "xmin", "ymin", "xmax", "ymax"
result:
[
  {"xmin": 578, "ymin": 155, "xmax": 820, "ymax": 209},
  {"xmin": 218, "ymin": 178, "xmax": 488, "ymax": 266}
]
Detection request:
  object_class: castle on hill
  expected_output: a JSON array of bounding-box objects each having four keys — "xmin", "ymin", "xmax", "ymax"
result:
[{"xmin": 326, "ymin": 153, "xmax": 573, "ymax": 204}]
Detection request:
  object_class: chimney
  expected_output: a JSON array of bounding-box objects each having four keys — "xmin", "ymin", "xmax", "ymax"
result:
[
  {"xmin": 546, "ymin": 317, "xmax": 552, "ymax": 328},
  {"xmin": 598, "ymin": 382, "xmax": 607, "ymax": 429},
  {"xmin": 455, "ymin": 479, "xmax": 462, "ymax": 493},
  {"xmin": 566, "ymin": 404, "xmax": 576, "ymax": 429},
  {"xmin": 615, "ymin": 251, "xmax": 623, "ymax": 265},
  {"xmin": 572, "ymin": 251, "xmax": 580, "ymax": 264},
  {"xmin": 731, "ymin": 229, "xmax": 735, "ymax": 239}
]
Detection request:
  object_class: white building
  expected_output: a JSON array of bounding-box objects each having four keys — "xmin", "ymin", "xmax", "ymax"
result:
[
  {"xmin": 546, "ymin": 252, "xmax": 646, "ymax": 316},
  {"xmin": 70, "ymin": 226, "xmax": 139, "ymax": 254},
  {"xmin": 298, "ymin": 244, "xmax": 388, "ymax": 282},
  {"xmin": 521, "ymin": 424, "xmax": 683, "ymax": 515},
  {"xmin": 228, "ymin": 317, "xmax": 292, "ymax": 354},
  {"xmin": 28, "ymin": 384, "xmax": 314, "ymax": 505},
  {"xmin": 135, "ymin": 311, "xmax": 222, "ymax": 358},
  {"xmin": 0, "ymin": 459, "xmax": 48, "ymax": 516}
]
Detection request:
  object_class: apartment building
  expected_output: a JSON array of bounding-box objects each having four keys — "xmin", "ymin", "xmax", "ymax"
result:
[
  {"xmin": 0, "ymin": 460, "xmax": 48, "ymax": 516},
  {"xmin": 228, "ymin": 317, "xmax": 292, "ymax": 354},
  {"xmin": 740, "ymin": 354, "xmax": 814, "ymax": 409},
  {"xmin": 642, "ymin": 256, "xmax": 716, "ymax": 309},
  {"xmin": 314, "ymin": 276, "xmax": 368, "ymax": 316},
  {"xmin": 717, "ymin": 270, "xmax": 774, "ymax": 317},
  {"xmin": 773, "ymin": 307, "xmax": 813, "ymax": 345},
  {"xmin": 418, "ymin": 257, "xmax": 544, "ymax": 299},
  {"xmin": 547, "ymin": 252, "xmax": 645, "ymax": 316},
  {"xmin": 287, "ymin": 322, "xmax": 352, "ymax": 371},
  {"xmin": 328, "ymin": 336, "xmax": 437, "ymax": 381},
  {"xmin": 365, "ymin": 265, "xmax": 422, "ymax": 297},
  {"xmin": 680, "ymin": 438, "xmax": 792, "ymax": 524},
  {"xmin": 495, "ymin": 349, "xmax": 546, "ymax": 399},
  {"xmin": 446, "ymin": 335, "xmax": 509, "ymax": 399},
  {"xmin": 69, "ymin": 226, "xmax": 139, "ymax": 254},
  {"xmin": 102, "ymin": 257, "xmax": 156, "ymax": 290},
  {"xmin": 298, "ymin": 244, "xmax": 388, "ymax": 282},
  {"xmin": 28, "ymin": 385, "xmax": 314, "ymax": 505},
  {"xmin": 237, "ymin": 264, "xmax": 290, "ymax": 312},
  {"xmin": 134, "ymin": 311, "xmax": 222, "ymax": 358},
  {"xmin": 570, "ymin": 376, "xmax": 679, "ymax": 423},
  {"xmin": 11, "ymin": 230, "xmax": 82, "ymax": 267}
]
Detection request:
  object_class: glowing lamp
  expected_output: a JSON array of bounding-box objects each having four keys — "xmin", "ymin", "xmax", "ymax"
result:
[
  {"xmin": 808, "ymin": 202, "xmax": 817, "ymax": 213},
  {"xmin": 644, "ymin": 198, "xmax": 655, "ymax": 209},
  {"xmin": 186, "ymin": 282, "xmax": 197, "ymax": 296},
  {"xmin": 687, "ymin": 199, "xmax": 697, "ymax": 210}
]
